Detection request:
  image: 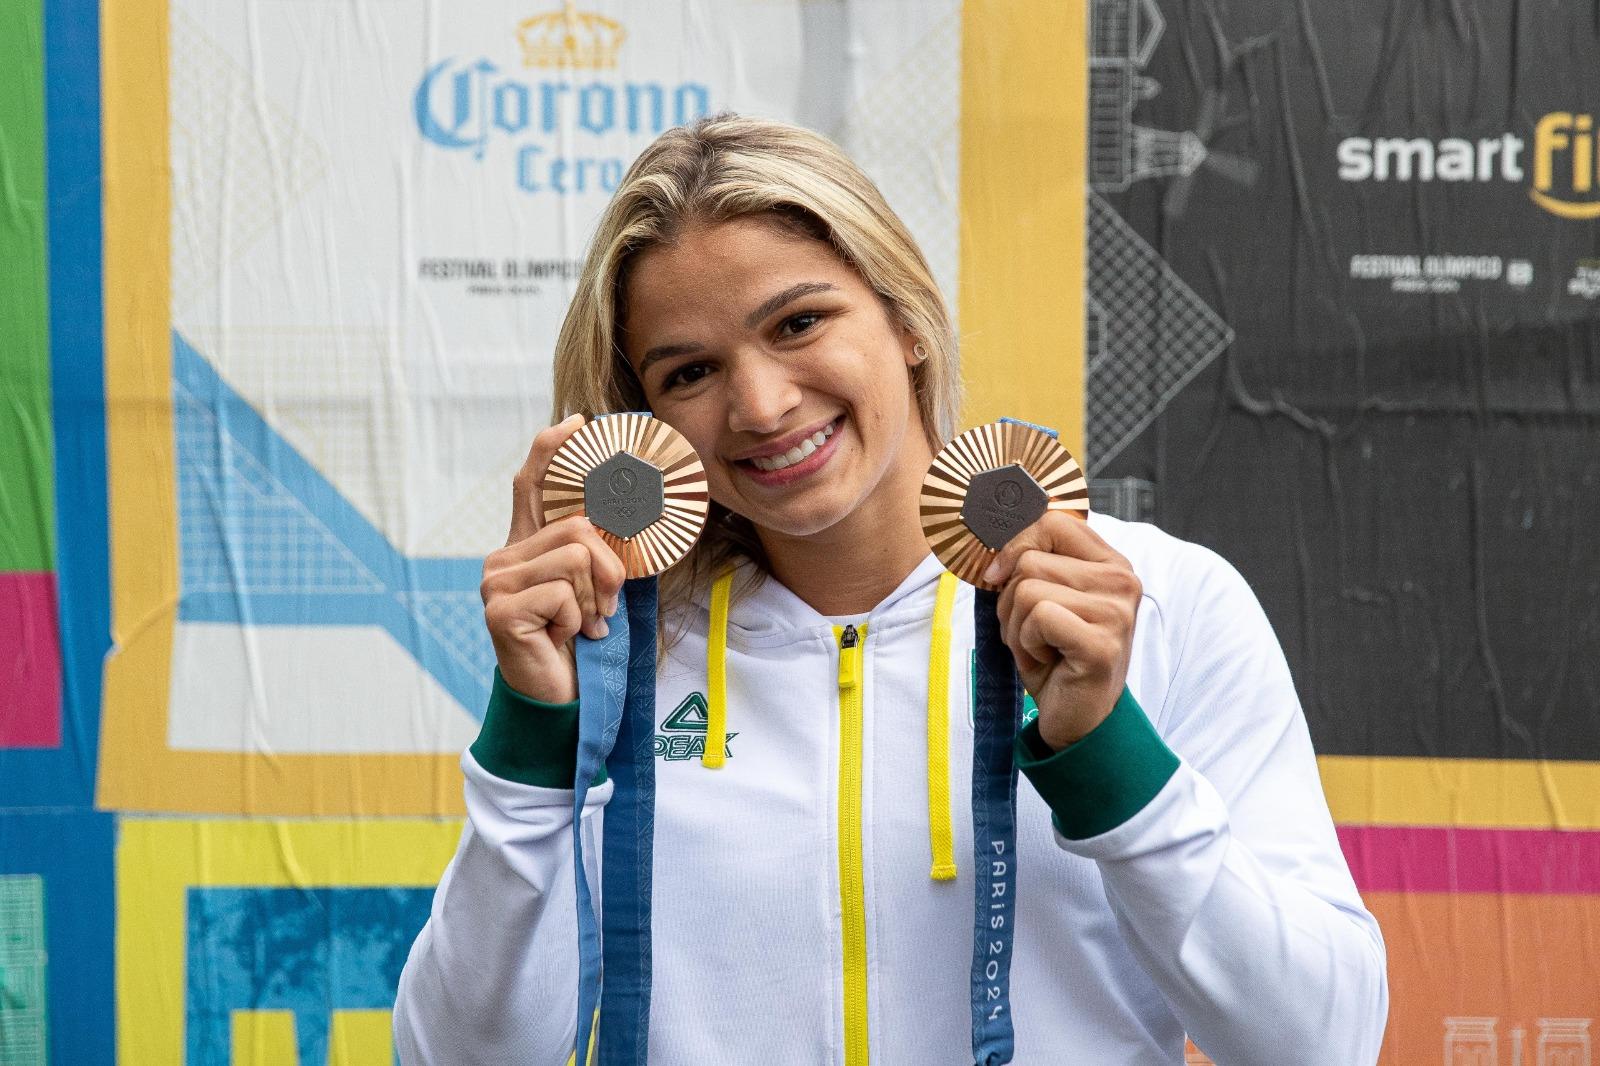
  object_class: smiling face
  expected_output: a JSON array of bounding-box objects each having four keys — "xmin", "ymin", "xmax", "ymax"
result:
[{"xmin": 620, "ymin": 215, "xmax": 933, "ymax": 544}]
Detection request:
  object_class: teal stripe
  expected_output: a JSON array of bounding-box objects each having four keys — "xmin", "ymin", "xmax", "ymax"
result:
[{"xmin": 1014, "ymin": 686, "xmax": 1178, "ymax": 840}]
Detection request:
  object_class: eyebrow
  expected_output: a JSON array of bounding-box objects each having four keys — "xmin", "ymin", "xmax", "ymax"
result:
[
  {"xmin": 636, "ymin": 342, "xmax": 706, "ymax": 378},
  {"xmin": 636, "ymin": 281, "xmax": 840, "ymax": 379},
  {"xmin": 743, "ymin": 281, "xmax": 838, "ymax": 330}
]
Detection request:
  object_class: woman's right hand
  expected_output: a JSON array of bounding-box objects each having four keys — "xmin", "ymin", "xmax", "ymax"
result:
[{"xmin": 481, "ymin": 413, "xmax": 627, "ymax": 704}]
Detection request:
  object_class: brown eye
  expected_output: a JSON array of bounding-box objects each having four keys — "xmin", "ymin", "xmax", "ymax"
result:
[
  {"xmin": 778, "ymin": 311, "xmax": 823, "ymax": 338},
  {"xmin": 664, "ymin": 363, "xmax": 712, "ymax": 390}
]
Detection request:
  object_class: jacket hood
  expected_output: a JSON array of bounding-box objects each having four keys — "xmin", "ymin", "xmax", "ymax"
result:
[{"xmin": 685, "ymin": 551, "xmax": 953, "ymax": 649}]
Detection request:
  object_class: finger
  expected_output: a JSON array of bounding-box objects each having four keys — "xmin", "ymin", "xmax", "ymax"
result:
[
  {"xmin": 486, "ymin": 580, "xmax": 587, "ymax": 651},
  {"xmin": 1004, "ymin": 549, "xmax": 1141, "ymax": 599},
  {"xmin": 484, "ymin": 541, "xmax": 604, "ymax": 635},
  {"xmin": 983, "ymin": 510, "xmax": 1115, "ymax": 587},
  {"xmin": 1016, "ymin": 598, "xmax": 1103, "ymax": 670},
  {"xmin": 508, "ymin": 413, "xmax": 585, "ymax": 545},
  {"xmin": 999, "ymin": 578, "xmax": 1121, "ymax": 654},
  {"xmin": 492, "ymin": 516, "xmax": 627, "ymax": 615},
  {"xmin": 492, "ymin": 512, "xmax": 601, "ymax": 569}
]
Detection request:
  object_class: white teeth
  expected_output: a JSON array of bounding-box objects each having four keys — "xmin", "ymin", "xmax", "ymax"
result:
[{"xmin": 748, "ymin": 421, "xmax": 837, "ymax": 471}]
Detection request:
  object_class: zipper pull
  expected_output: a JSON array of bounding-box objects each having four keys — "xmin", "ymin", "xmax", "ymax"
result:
[{"xmin": 838, "ymin": 624, "xmax": 861, "ymax": 690}]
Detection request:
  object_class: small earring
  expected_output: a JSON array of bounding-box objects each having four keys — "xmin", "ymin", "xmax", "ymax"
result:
[{"xmin": 912, "ymin": 342, "xmax": 928, "ymax": 364}]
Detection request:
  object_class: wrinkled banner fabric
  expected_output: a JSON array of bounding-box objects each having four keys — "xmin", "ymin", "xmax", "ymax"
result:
[
  {"xmin": 82, "ymin": 2, "xmax": 1082, "ymax": 1064},
  {"xmin": 3, "ymin": 0, "xmax": 1595, "ymax": 1063},
  {"xmin": 1083, "ymin": 1, "xmax": 1600, "ymax": 1062}
]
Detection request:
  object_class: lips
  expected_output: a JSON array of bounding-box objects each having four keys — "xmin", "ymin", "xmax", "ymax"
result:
[
  {"xmin": 746, "ymin": 419, "xmax": 837, "ymax": 471},
  {"xmin": 732, "ymin": 416, "xmax": 844, "ymax": 487}
]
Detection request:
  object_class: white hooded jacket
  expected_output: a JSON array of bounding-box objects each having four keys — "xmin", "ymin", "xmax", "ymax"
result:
[{"xmin": 394, "ymin": 513, "xmax": 1388, "ymax": 1064}]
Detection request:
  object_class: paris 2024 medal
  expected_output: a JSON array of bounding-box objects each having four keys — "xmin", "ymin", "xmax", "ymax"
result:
[
  {"xmin": 921, "ymin": 419, "xmax": 1089, "ymax": 591},
  {"xmin": 541, "ymin": 412, "xmax": 710, "ymax": 578}
]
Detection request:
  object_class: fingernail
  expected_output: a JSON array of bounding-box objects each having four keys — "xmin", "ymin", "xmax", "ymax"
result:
[
  {"xmin": 561, "ymin": 412, "xmax": 583, "ymax": 424},
  {"xmin": 605, "ymin": 595, "xmax": 618, "ymax": 617},
  {"xmin": 595, "ymin": 618, "xmax": 610, "ymax": 638},
  {"xmin": 983, "ymin": 559, "xmax": 1004, "ymax": 584}
]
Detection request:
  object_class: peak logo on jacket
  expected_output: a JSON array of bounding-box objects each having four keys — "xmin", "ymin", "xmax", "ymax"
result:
[{"xmin": 655, "ymin": 693, "xmax": 737, "ymax": 762}]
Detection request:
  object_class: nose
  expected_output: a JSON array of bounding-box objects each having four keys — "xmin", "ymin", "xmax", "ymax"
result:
[{"xmin": 725, "ymin": 351, "xmax": 801, "ymax": 435}]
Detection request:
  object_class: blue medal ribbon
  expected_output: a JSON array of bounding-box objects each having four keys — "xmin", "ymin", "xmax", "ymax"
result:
[
  {"xmin": 969, "ymin": 588, "xmax": 1021, "ymax": 1066},
  {"xmin": 964, "ymin": 416, "xmax": 1047, "ymax": 1065},
  {"xmin": 597, "ymin": 576, "xmax": 658, "ymax": 1064},
  {"xmin": 571, "ymin": 577, "xmax": 658, "ymax": 1066}
]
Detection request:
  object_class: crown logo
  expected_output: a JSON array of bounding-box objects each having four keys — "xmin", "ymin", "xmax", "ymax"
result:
[{"xmin": 517, "ymin": 2, "xmax": 626, "ymax": 70}]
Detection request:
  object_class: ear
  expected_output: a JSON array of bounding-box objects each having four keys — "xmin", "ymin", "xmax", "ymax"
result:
[{"xmin": 902, "ymin": 324, "xmax": 926, "ymax": 368}]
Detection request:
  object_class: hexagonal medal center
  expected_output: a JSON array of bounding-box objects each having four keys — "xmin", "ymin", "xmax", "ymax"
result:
[
  {"xmin": 960, "ymin": 463, "xmax": 1048, "ymax": 551},
  {"xmin": 585, "ymin": 451, "xmax": 664, "ymax": 539}
]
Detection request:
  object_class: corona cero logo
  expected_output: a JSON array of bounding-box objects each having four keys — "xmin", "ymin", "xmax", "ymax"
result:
[
  {"xmin": 413, "ymin": 2, "xmax": 712, "ymax": 195},
  {"xmin": 1336, "ymin": 111, "xmax": 1600, "ymax": 220}
]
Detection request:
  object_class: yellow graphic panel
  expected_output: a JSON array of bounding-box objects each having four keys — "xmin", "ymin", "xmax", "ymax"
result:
[
  {"xmin": 117, "ymin": 818, "xmax": 462, "ymax": 1065},
  {"xmin": 330, "ymin": 1010, "xmax": 397, "ymax": 1066},
  {"xmin": 232, "ymin": 1011, "xmax": 297, "ymax": 1066},
  {"xmin": 959, "ymin": 1, "xmax": 1088, "ymax": 456}
]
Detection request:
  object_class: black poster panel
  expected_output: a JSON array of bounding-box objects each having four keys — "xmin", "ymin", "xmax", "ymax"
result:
[{"xmin": 1087, "ymin": 0, "xmax": 1600, "ymax": 761}]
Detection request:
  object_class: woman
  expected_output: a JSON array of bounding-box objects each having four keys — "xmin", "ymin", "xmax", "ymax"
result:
[{"xmin": 394, "ymin": 114, "xmax": 1388, "ymax": 1065}]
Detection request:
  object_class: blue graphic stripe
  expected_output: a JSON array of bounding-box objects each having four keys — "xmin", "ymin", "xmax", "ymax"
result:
[
  {"xmin": 970, "ymin": 589, "xmax": 1020, "ymax": 1066},
  {"xmin": 0, "ymin": 0, "xmax": 110, "ymax": 811},
  {"xmin": 172, "ymin": 332, "xmax": 492, "ymax": 714},
  {"xmin": 599, "ymin": 576, "xmax": 657, "ymax": 1065}
]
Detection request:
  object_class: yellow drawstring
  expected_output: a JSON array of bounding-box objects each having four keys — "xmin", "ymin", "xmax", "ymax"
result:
[
  {"xmin": 926, "ymin": 571, "xmax": 959, "ymax": 880},
  {"xmin": 702, "ymin": 566, "xmax": 961, "ymax": 882},
  {"xmin": 702, "ymin": 570, "xmax": 733, "ymax": 768}
]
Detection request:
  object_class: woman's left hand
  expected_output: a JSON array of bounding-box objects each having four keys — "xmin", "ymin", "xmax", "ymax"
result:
[{"xmin": 984, "ymin": 512, "xmax": 1143, "ymax": 751}]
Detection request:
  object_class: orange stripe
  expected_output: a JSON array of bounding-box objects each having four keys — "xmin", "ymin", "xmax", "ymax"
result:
[{"xmin": 1364, "ymin": 891, "xmax": 1600, "ymax": 1065}]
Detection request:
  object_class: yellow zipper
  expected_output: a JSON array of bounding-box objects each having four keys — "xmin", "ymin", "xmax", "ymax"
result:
[{"xmin": 834, "ymin": 622, "xmax": 870, "ymax": 1065}]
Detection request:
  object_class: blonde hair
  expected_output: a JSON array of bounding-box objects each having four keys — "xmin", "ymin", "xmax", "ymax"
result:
[{"xmin": 550, "ymin": 112, "xmax": 961, "ymax": 626}]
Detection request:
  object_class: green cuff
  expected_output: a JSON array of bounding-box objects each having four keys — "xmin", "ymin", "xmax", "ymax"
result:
[
  {"xmin": 469, "ymin": 669, "xmax": 606, "ymax": 789},
  {"xmin": 1014, "ymin": 686, "xmax": 1178, "ymax": 840}
]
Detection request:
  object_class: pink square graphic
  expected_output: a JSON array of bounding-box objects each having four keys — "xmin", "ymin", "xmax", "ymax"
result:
[{"xmin": 1, "ymin": 571, "xmax": 62, "ymax": 748}]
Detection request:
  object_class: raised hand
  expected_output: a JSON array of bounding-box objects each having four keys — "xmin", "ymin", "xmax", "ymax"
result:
[
  {"xmin": 480, "ymin": 414, "xmax": 627, "ymax": 703},
  {"xmin": 985, "ymin": 512, "xmax": 1143, "ymax": 750}
]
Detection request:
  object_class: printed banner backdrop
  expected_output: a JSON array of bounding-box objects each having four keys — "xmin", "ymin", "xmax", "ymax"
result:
[
  {"xmin": 117, "ymin": 820, "xmax": 461, "ymax": 1065},
  {"xmin": 1082, "ymin": 0, "xmax": 1600, "ymax": 1063},
  {"xmin": 1, "ymin": 0, "xmax": 1596, "ymax": 1064},
  {"xmin": 6, "ymin": 0, "xmax": 1080, "ymax": 1062},
  {"xmin": 95, "ymin": 0, "xmax": 1082, "ymax": 818}
]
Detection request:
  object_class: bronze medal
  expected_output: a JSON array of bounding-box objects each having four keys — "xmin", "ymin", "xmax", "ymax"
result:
[
  {"xmin": 541, "ymin": 412, "xmax": 709, "ymax": 578},
  {"xmin": 922, "ymin": 419, "xmax": 1089, "ymax": 590}
]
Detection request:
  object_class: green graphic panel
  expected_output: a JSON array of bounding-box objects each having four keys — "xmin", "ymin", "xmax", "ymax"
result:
[
  {"xmin": 0, "ymin": 0, "xmax": 53, "ymax": 572},
  {"xmin": 0, "ymin": 875, "xmax": 48, "ymax": 1066}
]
